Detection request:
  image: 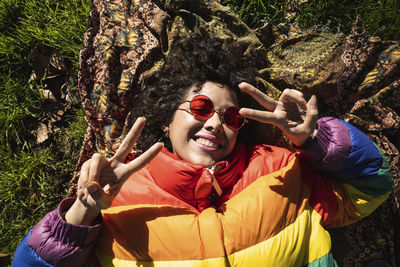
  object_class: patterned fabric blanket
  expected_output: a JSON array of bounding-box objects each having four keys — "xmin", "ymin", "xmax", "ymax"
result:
[{"xmin": 72, "ymin": 0, "xmax": 400, "ymax": 265}]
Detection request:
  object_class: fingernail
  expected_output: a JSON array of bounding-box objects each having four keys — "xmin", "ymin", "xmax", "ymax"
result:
[
  {"xmin": 309, "ymin": 95, "xmax": 317, "ymax": 106},
  {"xmin": 87, "ymin": 185, "xmax": 97, "ymax": 193}
]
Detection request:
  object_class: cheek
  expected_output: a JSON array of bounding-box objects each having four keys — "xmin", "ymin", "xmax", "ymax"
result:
[
  {"xmin": 225, "ymin": 128, "xmax": 239, "ymax": 149},
  {"xmin": 168, "ymin": 113, "xmax": 199, "ymax": 146},
  {"xmin": 225, "ymin": 125, "xmax": 239, "ymax": 140}
]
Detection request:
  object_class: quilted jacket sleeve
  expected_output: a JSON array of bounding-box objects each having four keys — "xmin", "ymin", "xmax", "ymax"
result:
[
  {"xmin": 12, "ymin": 198, "xmax": 102, "ymax": 267},
  {"xmin": 296, "ymin": 117, "xmax": 394, "ymax": 227}
]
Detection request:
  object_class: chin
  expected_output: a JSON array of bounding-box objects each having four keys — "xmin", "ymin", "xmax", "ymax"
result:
[
  {"xmin": 189, "ymin": 155, "xmax": 217, "ymax": 168},
  {"xmin": 194, "ymin": 159, "xmax": 216, "ymax": 168}
]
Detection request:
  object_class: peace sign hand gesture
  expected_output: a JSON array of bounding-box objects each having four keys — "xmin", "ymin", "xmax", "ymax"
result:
[
  {"xmin": 239, "ymin": 82, "xmax": 318, "ymax": 147},
  {"xmin": 65, "ymin": 117, "xmax": 163, "ymax": 225}
]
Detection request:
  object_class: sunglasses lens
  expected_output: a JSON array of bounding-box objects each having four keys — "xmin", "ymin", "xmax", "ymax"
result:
[
  {"xmin": 188, "ymin": 95, "xmax": 244, "ymax": 129},
  {"xmin": 190, "ymin": 95, "xmax": 214, "ymax": 120},
  {"xmin": 224, "ymin": 106, "xmax": 244, "ymax": 130}
]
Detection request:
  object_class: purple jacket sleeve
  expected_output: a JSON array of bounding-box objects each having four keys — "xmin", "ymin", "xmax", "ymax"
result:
[
  {"xmin": 296, "ymin": 117, "xmax": 393, "ymax": 196},
  {"xmin": 296, "ymin": 117, "xmax": 352, "ymax": 171},
  {"xmin": 18, "ymin": 198, "xmax": 102, "ymax": 266}
]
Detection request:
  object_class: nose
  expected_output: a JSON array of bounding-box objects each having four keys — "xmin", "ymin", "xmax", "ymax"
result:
[{"xmin": 203, "ymin": 111, "xmax": 224, "ymax": 133}]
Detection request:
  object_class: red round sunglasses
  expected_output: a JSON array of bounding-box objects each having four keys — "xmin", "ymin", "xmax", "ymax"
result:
[{"xmin": 178, "ymin": 95, "xmax": 246, "ymax": 130}]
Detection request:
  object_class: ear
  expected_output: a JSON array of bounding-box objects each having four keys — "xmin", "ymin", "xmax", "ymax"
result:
[{"xmin": 162, "ymin": 125, "xmax": 169, "ymax": 138}]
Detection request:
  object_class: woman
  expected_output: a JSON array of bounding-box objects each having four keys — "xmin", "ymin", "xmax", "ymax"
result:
[{"xmin": 13, "ymin": 34, "xmax": 393, "ymax": 266}]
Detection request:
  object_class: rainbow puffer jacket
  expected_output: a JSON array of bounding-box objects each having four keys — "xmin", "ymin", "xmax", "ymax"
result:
[{"xmin": 13, "ymin": 118, "xmax": 394, "ymax": 267}]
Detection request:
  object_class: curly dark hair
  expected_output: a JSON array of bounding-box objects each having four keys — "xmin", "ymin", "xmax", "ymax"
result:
[{"xmin": 130, "ymin": 30, "xmax": 268, "ymax": 151}]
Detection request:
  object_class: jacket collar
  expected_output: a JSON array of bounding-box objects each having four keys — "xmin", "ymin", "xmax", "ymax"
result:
[{"xmin": 147, "ymin": 143, "xmax": 248, "ymax": 211}]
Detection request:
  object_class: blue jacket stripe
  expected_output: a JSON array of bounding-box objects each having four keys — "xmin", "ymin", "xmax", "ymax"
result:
[
  {"xmin": 340, "ymin": 119, "xmax": 382, "ymax": 177},
  {"xmin": 329, "ymin": 120, "xmax": 393, "ymax": 196},
  {"xmin": 12, "ymin": 231, "xmax": 54, "ymax": 267}
]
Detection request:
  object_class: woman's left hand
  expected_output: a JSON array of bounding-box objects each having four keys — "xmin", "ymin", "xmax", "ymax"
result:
[{"xmin": 238, "ymin": 82, "xmax": 318, "ymax": 147}]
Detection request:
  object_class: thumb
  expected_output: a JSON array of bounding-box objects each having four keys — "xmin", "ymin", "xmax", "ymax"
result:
[
  {"xmin": 303, "ymin": 95, "xmax": 318, "ymax": 131},
  {"xmin": 87, "ymin": 181, "xmax": 111, "ymax": 209}
]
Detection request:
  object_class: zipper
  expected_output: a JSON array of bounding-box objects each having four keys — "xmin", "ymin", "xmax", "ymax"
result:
[{"xmin": 207, "ymin": 166, "xmax": 223, "ymax": 196}]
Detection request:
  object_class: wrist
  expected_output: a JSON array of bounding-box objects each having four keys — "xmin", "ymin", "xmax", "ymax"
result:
[
  {"xmin": 291, "ymin": 128, "xmax": 318, "ymax": 148},
  {"xmin": 65, "ymin": 198, "xmax": 100, "ymax": 226}
]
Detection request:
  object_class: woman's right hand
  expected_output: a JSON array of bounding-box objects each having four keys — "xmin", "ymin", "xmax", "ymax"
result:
[
  {"xmin": 238, "ymin": 82, "xmax": 319, "ymax": 147},
  {"xmin": 65, "ymin": 117, "xmax": 163, "ymax": 225}
]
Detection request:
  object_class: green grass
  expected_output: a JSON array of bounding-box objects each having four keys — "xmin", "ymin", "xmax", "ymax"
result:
[
  {"xmin": 222, "ymin": 0, "xmax": 400, "ymax": 40},
  {"xmin": 0, "ymin": 0, "xmax": 399, "ymax": 263},
  {"xmin": 0, "ymin": 0, "xmax": 90, "ymax": 72},
  {"xmin": 222, "ymin": 0, "xmax": 286, "ymax": 28},
  {"xmin": 0, "ymin": 0, "xmax": 90, "ymax": 259},
  {"xmin": 0, "ymin": 76, "xmax": 41, "ymax": 153},
  {"xmin": 296, "ymin": 0, "xmax": 400, "ymax": 40},
  {"xmin": 0, "ymin": 108, "xmax": 87, "ymax": 253}
]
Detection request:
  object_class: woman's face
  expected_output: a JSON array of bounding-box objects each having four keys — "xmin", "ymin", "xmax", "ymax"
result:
[{"xmin": 166, "ymin": 82, "xmax": 239, "ymax": 167}]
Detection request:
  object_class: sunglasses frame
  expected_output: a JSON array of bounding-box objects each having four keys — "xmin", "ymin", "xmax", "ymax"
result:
[{"xmin": 178, "ymin": 94, "xmax": 246, "ymax": 130}]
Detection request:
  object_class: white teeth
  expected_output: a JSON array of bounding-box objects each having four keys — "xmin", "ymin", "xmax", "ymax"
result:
[{"xmin": 196, "ymin": 138, "xmax": 218, "ymax": 148}]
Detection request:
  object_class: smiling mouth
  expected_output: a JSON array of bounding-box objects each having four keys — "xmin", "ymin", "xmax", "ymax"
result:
[{"xmin": 195, "ymin": 137, "xmax": 221, "ymax": 149}]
